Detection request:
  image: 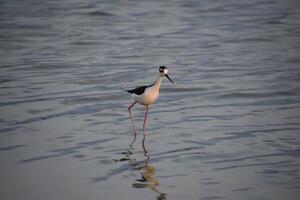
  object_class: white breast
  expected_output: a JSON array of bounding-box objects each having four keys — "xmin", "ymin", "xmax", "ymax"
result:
[{"xmin": 132, "ymin": 86, "xmax": 160, "ymax": 106}]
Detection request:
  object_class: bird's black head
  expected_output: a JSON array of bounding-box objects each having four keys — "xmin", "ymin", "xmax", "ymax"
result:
[
  {"xmin": 158, "ymin": 66, "xmax": 174, "ymax": 84},
  {"xmin": 159, "ymin": 66, "xmax": 167, "ymax": 73}
]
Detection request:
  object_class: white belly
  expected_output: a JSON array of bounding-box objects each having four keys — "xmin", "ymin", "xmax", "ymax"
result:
[{"xmin": 132, "ymin": 87, "xmax": 159, "ymax": 106}]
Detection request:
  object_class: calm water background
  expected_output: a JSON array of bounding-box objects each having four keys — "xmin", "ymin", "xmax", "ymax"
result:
[{"xmin": 1, "ymin": 0, "xmax": 300, "ymax": 200}]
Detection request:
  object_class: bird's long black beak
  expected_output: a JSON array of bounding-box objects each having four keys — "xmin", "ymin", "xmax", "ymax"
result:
[{"xmin": 165, "ymin": 74, "xmax": 174, "ymax": 84}]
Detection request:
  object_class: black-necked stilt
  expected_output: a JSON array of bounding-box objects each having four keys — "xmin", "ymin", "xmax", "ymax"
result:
[{"xmin": 126, "ymin": 66, "xmax": 174, "ymax": 152}]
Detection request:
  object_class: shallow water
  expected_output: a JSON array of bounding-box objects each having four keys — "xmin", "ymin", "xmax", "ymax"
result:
[{"xmin": 1, "ymin": 0, "xmax": 300, "ymax": 199}]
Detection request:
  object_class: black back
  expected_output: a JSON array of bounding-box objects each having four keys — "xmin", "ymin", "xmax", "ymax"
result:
[{"xmin": 126, "ymin": 83, "xmax": 155, "ymax": 95}]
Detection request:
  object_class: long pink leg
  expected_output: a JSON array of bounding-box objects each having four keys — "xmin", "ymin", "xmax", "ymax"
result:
[
  {"xmin": 128, "ymin": 101, "xmax": 137, "ymax": 147},
  {"xmin": 142, "ymin": 106, "xmax": 149, "ymax": 155}
]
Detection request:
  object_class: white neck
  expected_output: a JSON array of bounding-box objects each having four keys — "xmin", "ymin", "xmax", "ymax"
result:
[{"xmin": 151, "ymin": 75, "xmax": 163, "ymax": 91}]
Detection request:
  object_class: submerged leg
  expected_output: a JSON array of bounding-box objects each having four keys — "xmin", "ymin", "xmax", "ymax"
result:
[
  {"xmin": 142, "ymin": 106, "xmax": 149, "ymax": 155},
  {"xmin": 128, "ymin": 101, "xmax": 137, "ymax": 147}
]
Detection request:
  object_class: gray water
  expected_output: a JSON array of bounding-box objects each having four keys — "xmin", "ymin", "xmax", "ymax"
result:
[{"xmin": 1, "ymin": 0, "xmax": 300, "ymax": 200}]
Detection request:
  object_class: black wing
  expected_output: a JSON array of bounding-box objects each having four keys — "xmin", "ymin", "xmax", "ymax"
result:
[
  {"xmin": 126, "ymin": 83, "xmax": 155, "ymax": 95},
  {"xmin": 126, "ymin": 85, "xmax": 148, "ymax": 95}
]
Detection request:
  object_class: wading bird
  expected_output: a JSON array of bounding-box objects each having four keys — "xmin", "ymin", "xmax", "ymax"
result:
[{"xmin": 126, "ymin": 66, "xmax": 174, "ymax": 153}]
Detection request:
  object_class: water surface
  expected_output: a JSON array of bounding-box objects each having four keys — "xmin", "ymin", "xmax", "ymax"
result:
[{"xmin": 1, "ymin": 0, "xmax": 300, "ymax": 200}]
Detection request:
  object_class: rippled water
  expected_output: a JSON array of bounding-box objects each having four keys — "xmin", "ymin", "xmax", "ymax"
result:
[{"xmin": 1, "ymin": 0, "xmax": 300, "ymax": 200}]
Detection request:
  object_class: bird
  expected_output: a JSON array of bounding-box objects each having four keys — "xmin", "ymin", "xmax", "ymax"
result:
[{"xmin": 126, "ymin": 66, "xmax": 174, "ymax": 153}]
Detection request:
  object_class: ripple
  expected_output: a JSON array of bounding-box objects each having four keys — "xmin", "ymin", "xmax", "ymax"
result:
[
  {"xmin": 87, "ymin": 10, "xmax": 115, "ymax": 17},
  {"xmin": 18, "ymin": 138, "xmax": 115, "ymax": 164},
  {"xmin": 203, "ymin": 152, "xmax": 290, "ymax": 164},
  {"xmin": 0, "ymin": 144, "xmax": 27, "ymax": 151},
  {"xmin": 232, "ymin": 187, "xmax": 255, "ymax": 192},
  {"xmin": 199, "ymin": 196, "xmax": 226, "ymax": 200},
  {"xmin": 213, "ymin": 160, "xmax": 294, "ymax": 171},
  {"xmin": 162, "ymin": 86, "xmax": 208, "ymax": 93},
  {"xmin": 218, "ymin": 90, "xmax": 300, "ymax": 99}
]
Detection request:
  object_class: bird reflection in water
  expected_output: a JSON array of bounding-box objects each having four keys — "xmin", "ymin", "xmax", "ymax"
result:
[{"xmin": 119, "ymin": 151, "xmax": 166, "ymax": 200}]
